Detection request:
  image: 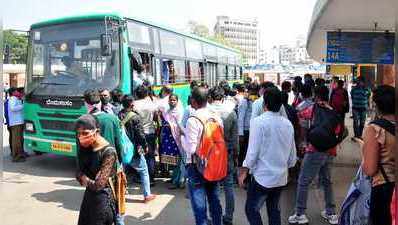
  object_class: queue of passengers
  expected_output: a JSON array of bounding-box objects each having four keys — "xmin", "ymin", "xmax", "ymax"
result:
[{"xmin": 48, "ymin": 74, "xmax": 395, "ymax": 225}]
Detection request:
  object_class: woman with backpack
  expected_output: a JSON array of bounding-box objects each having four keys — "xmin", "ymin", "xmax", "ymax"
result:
[
  {"xmin": 361, "ymin": 85, "xmax": 395, "ymax": 225},
  {"xmin": 75, "ymin": 114, "xmax": 117, "ymax": 225},
  {"xmin": 289, "ymin": 85, "xmax": 340, "ymax": 225}
]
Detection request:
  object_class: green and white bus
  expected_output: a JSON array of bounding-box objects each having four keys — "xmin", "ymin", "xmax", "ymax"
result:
[{"xmin": 24, "ymin": 13, "xmax": 242, "ymax": 156}]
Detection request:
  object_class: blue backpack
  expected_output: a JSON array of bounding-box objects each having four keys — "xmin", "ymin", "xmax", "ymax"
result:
[
  {"xmin": 119, "ymin": 112, "xmax": 136, "ymax": 165},
  {"xmin": 339, "ymin": 167, "xmax": 371, "ymax": 225}
]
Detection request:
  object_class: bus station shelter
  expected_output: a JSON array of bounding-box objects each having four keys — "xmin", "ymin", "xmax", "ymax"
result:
[{"xmin": 306, "ymin": 0, "xmax": 397, "ymax": 87}]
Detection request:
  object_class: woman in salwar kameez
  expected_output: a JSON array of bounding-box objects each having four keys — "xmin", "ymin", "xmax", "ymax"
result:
[{"xmin": 75, "ymin": 114, "xmax": 117, "ymax": 225}]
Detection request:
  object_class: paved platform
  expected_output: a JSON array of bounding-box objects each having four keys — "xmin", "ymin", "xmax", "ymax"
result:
[{"xmin": 0, "ymin": 122, "xmax": 362, "ymax": 225}]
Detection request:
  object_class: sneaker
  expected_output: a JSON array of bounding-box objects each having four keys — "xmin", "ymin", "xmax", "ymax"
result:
[
  {"xmin": 143, "ymin": 194, "xmax": 156, "ymax": 203},
  {"xmin": 321, "ymin": 210, "xmax": 338, "ymax": 225},
  {"xmin": 288, "ymin": 214, "xmax": 309, "ymax": 224}
]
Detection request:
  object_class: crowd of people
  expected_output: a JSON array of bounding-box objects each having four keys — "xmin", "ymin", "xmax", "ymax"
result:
[{"xmin": 3, "ymin": 73, "xmax": 395, "ymax": 225}]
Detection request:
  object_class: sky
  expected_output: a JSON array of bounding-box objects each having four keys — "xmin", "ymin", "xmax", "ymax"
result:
[{"xmin": 1, "ymin": 0, "xmax": 317, "ymax": 48}]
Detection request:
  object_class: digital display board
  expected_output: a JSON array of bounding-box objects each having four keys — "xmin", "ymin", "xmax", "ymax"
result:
[{"xmin": 326, "ymin": 32, "xmax": 395, "ymax": 64}]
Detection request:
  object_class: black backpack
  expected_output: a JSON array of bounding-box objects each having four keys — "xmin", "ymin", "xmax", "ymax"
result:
[
  {"xmin": 307, "ymin": 104, "xmax": 341, "ymax": 152},
  {"xmin": 369, "ymin": 118, "xmax": 395, "ymax": 136}
]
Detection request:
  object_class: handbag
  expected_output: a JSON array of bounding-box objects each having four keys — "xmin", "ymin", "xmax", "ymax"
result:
[
  {"xmin": 99, "ymin": 146, "xmax": 127, "ymax": 215},
  {"xmin": 108, "ymin": 167, "xmax": 127, "ymax": 215}
]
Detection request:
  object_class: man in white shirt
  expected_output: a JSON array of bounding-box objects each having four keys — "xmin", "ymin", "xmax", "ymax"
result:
[
  {"xmin": 182, "ymin": 87, "xmax": 223, "ymax": 225},
  {"xmin": 251, "ymin": 82, "xmax": 288, "ymax": 121},
  {"xmin": 133, "ymin": 85, "xmax": 158, "ymax": 183},
  {"xmin": 239, "ymin": 87, "xmax": 297, "ymax": 225},
  {"xmin": 8, "ymin": 87, "xmax": 26, "ymax": 162}
]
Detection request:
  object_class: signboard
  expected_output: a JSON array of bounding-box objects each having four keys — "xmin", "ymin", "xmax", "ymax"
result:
[
  {"xmin": 327, "ymin": 32, "xmax": 395, "ymax": 64},
  {"xmin": 329, "ymin": 65, "xmax": 352, "ymax": 75}
]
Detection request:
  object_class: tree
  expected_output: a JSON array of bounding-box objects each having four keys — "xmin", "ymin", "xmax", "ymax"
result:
[
  {"xmin": 4, "ymin": 30, "xmax": 28, "ymax": 64},
  {"xmin": 187, "ymin": 20, "xmax": 210, "ymax": 38},
  {"xmin": 186, "ymin": 21, "xmax": 239, "ymax": 51}
]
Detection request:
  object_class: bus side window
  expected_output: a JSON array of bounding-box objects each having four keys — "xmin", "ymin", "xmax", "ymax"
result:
[
  {"xmin": 138, "ymin": 52, "xmax": 154, "ymax": 85},
  {"xmin": 161, "ymin": 59, "xmax": 185, "ymax": 84},
  {"xmin": 187, "ymin": 61, "xmax": 201, "ymax": 82}
]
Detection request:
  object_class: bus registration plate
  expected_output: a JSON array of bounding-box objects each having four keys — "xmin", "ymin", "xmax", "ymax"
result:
[{"xmin": 51, "ymin": 142, "xmax": 72, "ymax": 152}]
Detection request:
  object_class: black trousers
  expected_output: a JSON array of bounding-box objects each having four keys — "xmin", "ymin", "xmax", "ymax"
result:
[
  {"xmin": 238, "ymin": 130, "xmax": 250, "ymax": 166},
  {"xmin": 370, "ymin": 182, "xmax": 394, "ymax": 225}
]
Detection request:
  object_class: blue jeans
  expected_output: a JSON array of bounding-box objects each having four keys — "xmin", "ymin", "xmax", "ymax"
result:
[
  {"xmin": 144, "ymin": 133, "xmax": 157, "ymax": 180},
  {"xmin": 295, "ymin": 151, "xmax": 336, "ymax": 215},
  {"xmin": 130, "ymin": 153, "xmax": 151, "ymax": 197},
  {"xmin": 352, "ymin": 108, "xmax": 367, "ymax": 138},
  {"xmin": 245, "ymin": 177, "xmax": 282, "ymax": 225},
  {"xmin": 222, "ymin": 154, "xmax": 235, "ymax": 224},
  {"xmin": 115, "ymin": 214, "xmax": 124, "ymax": 225},
  {"xmin": 186, "ymin": 164, "xmax": 222, "ymax": 225}
]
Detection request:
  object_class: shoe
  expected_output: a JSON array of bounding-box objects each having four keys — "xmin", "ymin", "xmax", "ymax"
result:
[
  {"xmin": 12, "ymin": 156, "xmax": 26, "ymax": 163},
  {"xmin": 288, "ymin": 213, "xmax": 309, "ymax": 224},
  {"xmin": 223, "ymin": 217, "xmax": 233, "ymax": 225},
  {"xmin": 144, "ymin": 194, "xmax": 156, "ymax": 203},
  {"xmin": 21, "ymin": 152, "xmax": 30, "ymax": 157},
  {"xmin": 321, "ymin": 211, "xmax": 338, "ymax": 225}
]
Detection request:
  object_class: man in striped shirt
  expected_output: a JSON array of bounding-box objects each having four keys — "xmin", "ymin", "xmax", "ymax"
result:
[{"xmin": 350, "ymin": 79, "xmax": 370, "ymax": 140}]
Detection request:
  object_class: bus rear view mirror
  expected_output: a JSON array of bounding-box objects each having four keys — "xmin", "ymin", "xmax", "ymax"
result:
[{"xmin": 100, "ymin": 34, "xmax": 112, "ymax": 56}]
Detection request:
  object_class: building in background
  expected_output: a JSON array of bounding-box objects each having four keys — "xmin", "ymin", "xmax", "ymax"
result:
[
  {"xmin": 258, "ymin": 49, "xmax": 267, "ymax": 64},
  {"xmin": 266, "ymin": 46, "xmax": 281, "ymax": 64},
  {"xmin": 214, "ymin": 16, "xmax": 259, "ymax": 65},
  {"xmin": 264, "ymin": 36, "xmax": 313, "ymax": 65}
]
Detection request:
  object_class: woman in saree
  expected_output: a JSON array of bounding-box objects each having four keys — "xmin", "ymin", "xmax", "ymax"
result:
[{"xmin": 159, "ymin": 94, "xmax": 186, "ymax": 189}]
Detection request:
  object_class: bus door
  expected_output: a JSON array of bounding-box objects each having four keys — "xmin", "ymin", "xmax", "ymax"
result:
[{"xmin": 205, "ymin": 62, "xmax": 217, "ymax": 87}]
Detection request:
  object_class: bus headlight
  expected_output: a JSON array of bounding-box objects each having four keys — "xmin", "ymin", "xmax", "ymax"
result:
[{"xmin": 25, "ymin": 122, "xmax": 35, "ymax": 132}]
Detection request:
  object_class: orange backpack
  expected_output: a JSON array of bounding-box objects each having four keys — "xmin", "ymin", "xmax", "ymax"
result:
[{"xmin": 191, "ymin": 115, "xmax": 228, "ymax": 182}]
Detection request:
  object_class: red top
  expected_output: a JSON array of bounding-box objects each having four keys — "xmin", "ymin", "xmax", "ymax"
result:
[{"xmin": 304, "ymin": 103, "xmax": 342, "ymax": 156}]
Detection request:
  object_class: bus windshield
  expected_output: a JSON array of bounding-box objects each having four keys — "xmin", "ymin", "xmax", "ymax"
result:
[{"xmin": 26, "ymin": 21, "xmax": 120, "ymax": 97}]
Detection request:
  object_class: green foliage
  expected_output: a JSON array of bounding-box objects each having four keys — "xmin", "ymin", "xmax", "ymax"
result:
[
  {"xmin": 187, "ymin": 21, "xmax": 239, "ymax": 51},
  {"xmin": 4, "ymin": 30, "xmax": 28, "ymax": 64},
  {"xmin": 187, "ymin": 20, "xmax": 210, "ymax": 38}
]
